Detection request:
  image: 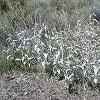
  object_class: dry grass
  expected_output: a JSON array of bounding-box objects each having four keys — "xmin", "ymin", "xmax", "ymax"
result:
[
  {"xmin": 0, "ymin": 0, "xmax": 100, "ymax": 99},
  {"xmin": 0, "ymin": 71, "xmax": 100, "ymax": 100}
]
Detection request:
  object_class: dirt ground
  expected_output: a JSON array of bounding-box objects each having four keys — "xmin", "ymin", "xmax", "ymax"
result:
[{"xmin": 0, "ymin": 71, "xmax": 100, "ymax": 100}]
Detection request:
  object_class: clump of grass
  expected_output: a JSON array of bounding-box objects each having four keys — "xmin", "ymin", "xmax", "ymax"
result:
[{"xmin": 0, "ymin": 0, "xmax": 100, "ymax": 94}]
